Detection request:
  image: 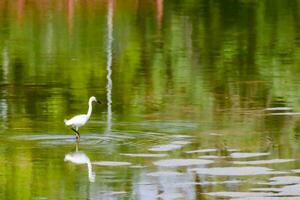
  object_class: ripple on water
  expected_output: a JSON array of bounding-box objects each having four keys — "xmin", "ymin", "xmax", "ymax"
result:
[
  {"xmin": 12, "ymin": 134, "xmax": 72, "ymax": 141},
  {"xmin": 130, "ymin": 165, "xmax": 147, "ymax": 169},
  {"xmin": 227, "ymin": 148, "xmax": 240, "ymax": 152},
  {"xmin": 235, "ymin": 197, "xmax": 300, "ymax": 200},
  {"xmin": 175, "ymin": 180, "xmax": 242, "ymax": 187},
  {"xmin": 147, "ymin": 171, "xmax": 183, "ymax": 177},
  {"xmin": 209, "ymin": 133, "xmax": 224, "ymax": 136},
  {"xmin": 291, "ymin": 169, "xmax": 300, "ymax": 173},
  {"xmin": 93, "ymin": 161, "xmax": 131, "ymax": 166},
  {"xmin": 233, "ymin": 159, "xmax": 295, "ymax": 165},
  {"xmin": 268, "ymin": 112, "xmax": 300, "ymax": 116},
  {"xmin": 261, "ymin": 176, "xmax": 300, "ymax": 185},
  {"xmin": 154, "ymin": 159, "xmax": 213, "ymax": 167},
  {"xmin": 264, "ymin": 107, "xmax": 292, "ymax": 111},
  {"xmin": 170, "ymin": 141, "xmax": 191, "ymax": 145},
  {"xmin": 205, "ymin": 192, "xmax": 277, "ymax": 198},
  {"xmin": 279, "ymin": 184, "xmax": 300, "ymax": 195},
  {"xmin": 12, "ymin": 134, "xmax": 76, "ymax": 145},
  {"xmin": 198, "ymin": 155, "xmax": 225, "ymax": 159},
  {"xmin": 149, "ymin": 144, "xmax": 182, "ymax": 151},
  {"xmin": 185, "ymin": 149, "xmax": 217, "ymax": 154},
  {"xmin": 157, "ymin": 193, "xmax": 184, "ymax": 199},
  {"xmin": 98, "ymin": 191, "xmax": 127, "ymax": 198},
  {"xmin": 250, "ymin": 184, "xmax": 300, "ymax": 197},
  {"xmin": 250, "ymin": 188, "xmax": 284, "ymax": 192},
  {"xmin": 120, "ymin": 153, "xmax": 167, "ymax": 158},
  {"xmin": 230, "ymin": 152, "xmax": 271, "ymax": 158},
  {"xmin": 148, "ymin": 140, "xmax": 190, "ymax": 152},
  {"xmin": 171, "ymin": 134, "xmax": 193, "ymax": 138},
  {"xmin": 190, "ymin": 166, "xmax": 287, "ymax": 176},
  {"xmin": 11, "ymin": 134, "xmax": 113, "ymax": 146}
]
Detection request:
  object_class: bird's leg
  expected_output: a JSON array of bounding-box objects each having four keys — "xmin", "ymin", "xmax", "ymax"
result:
[
  {"xmin": 75, "ymin": 141, "xmax": 79, "ymax": 152},
  {"xmin": 76, "ymin": 133, "xmax": 80, "ymax": 142},
  {"xmin": 71, "ymin": 128, "xmax": 80, "ymax": 141}
]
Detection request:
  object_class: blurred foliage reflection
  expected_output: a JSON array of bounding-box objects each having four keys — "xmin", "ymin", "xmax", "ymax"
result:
[{"xmin": 1, "ymin": 0, "xmax": 300, "ymax": 199}]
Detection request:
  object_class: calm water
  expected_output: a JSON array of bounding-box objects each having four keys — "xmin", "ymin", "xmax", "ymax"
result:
[{"xmin": 1, "ymin": 0, "xmax": 300, "ymax": 199}]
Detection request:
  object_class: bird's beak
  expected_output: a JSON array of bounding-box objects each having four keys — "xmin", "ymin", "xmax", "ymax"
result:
[{"xmin": 96, "ymin": 100, "xmax": 102, "ymax": 104}]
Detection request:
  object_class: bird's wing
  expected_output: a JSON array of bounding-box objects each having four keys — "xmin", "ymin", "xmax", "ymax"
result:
[{"xmin": 65, "ymin": 114, "xmax": 87, "ymax": 126}]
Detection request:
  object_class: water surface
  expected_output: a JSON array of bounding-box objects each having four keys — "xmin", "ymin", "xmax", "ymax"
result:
[{"xmin": 1, "ymin": 0, "xmax": 300, "ymax": 199}]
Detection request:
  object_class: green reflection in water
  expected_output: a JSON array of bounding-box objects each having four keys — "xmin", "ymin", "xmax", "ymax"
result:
[{"xmin": 1, "ymin": 0, "xmax": 300, "ymax": 199}]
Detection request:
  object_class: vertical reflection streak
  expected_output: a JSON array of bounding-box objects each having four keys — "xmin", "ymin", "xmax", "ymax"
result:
[
  {"xmin": 67, "ymin": 0, "xmax": 74, "ymax": 34},
  {"xmin": 1, "ymin": 46, "xmax": 8, "ymax": 129},
  {"xmin": 2, "ymin": 45, "xmax": 9, "ymax": 81},
  {"xmin": 106, "ymin": 0, "xmax": 113, "ymax": 132}
]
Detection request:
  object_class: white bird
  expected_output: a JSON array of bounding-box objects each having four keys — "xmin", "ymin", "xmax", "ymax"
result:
[
  {"xmin": 64, "ymin": 151, "xmax": 96, "ymax": 182},
  {"xmin": 64, "ymin": 96, "xmax": 101, "ymax": 140}
]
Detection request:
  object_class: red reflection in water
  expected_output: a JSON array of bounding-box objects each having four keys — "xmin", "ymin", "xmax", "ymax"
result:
[
  {"xmin": 67, "ymin": 0, "xmax": 74, "ymax": 34},
  {"xmin": 17, "ymin": 0, "xmax": 25, "ymax": 25},
  {"xmin": 156, "ymin": 0, "xmax": 163, "ymax": 28},
  {"xmin": 108, "ymin": 0, "xmax": 114, "ymax": 14}
]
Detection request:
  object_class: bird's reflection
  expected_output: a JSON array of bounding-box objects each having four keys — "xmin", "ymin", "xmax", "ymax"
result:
[{"xmin": 64, "ymin": 142, "xmax": 96, "ymax": 182}]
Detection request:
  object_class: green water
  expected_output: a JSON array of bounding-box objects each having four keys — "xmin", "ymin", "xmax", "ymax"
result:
[{"xmin": 1, "ymin": 0, "xmax": 300, "ymax": 199}]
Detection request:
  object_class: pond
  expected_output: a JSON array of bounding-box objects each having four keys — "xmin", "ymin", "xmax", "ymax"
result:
[{"xmin": 1, "ymin": 0, "xmax": 300, "ymax": 199}]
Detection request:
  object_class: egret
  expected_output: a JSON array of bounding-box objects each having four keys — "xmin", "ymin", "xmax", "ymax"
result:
[{"xmin": 64, "ymin": 96, "xmax": 101, "ymax": 140}]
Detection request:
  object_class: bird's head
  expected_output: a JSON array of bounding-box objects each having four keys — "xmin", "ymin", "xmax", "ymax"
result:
[{"xmin": 90, "ymin": 96, "xmax": 101, "ymax": 104}]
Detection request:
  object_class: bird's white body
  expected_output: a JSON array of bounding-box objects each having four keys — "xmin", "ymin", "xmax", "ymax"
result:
[
  {"xmin": 64, "ymin": 96, "xmax": 100, "ymax": 138},
  {"xmin": 64, "ymin": 115, "xmax": 88, "ymax": 130}
]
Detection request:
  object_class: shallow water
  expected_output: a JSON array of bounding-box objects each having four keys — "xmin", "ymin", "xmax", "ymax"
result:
[{"xmin": 1, "ymin": 0, "xmax": 300, "ymax": 199}]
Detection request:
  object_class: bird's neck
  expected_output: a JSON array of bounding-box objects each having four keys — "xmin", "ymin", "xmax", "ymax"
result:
[
  {"xmin": 87, "ymin": 161, "xmax": 95, "ymax": 182},
  {"xmin": 86, "ymin": 100, "xmax": 93, "ymax": 119}
]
